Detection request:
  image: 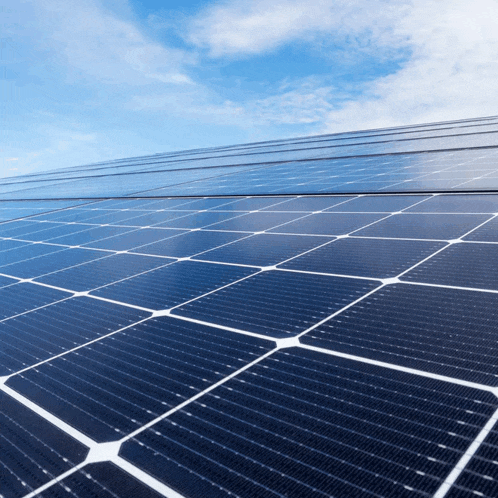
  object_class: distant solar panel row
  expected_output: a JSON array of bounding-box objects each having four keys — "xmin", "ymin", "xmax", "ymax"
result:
[{"xmin": 2, "ymin": 117, "xmax": 498, "ymax": 498}]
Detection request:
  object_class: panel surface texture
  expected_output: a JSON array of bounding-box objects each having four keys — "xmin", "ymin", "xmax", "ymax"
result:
[
  {"xmin": 120, "ymin": 348, "xmax": 497, "ymax": 498},
  {"xmin": 2, "ymin": 117, "xmax": 498, "ymax": 498}
]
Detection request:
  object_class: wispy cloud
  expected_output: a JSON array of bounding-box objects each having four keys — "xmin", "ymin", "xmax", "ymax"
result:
[
  {"xmin": 187, "ymin": 0, "xmax": 407, "ymax": 58},
  {"xmin": 30, "ymin": 0, "xmax": 195, "ymax": 86}
]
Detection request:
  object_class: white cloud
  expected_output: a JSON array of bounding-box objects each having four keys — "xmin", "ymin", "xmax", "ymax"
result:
[
  {"xmin": 187, "ymin": 0, "xmax": 407, "ymax": 57},
  {"xmin": 29, "ymin": 0, "xmax": 195, "ymax": 86},
  {"xmin": 322, "ymin": 0, "xmax": 498, "ymax": 132}
]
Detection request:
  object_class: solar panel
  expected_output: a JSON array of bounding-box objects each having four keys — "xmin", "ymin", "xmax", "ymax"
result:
[{"xmin": 3, "ymin": 116, "xmax": 498, "ymax": 498}]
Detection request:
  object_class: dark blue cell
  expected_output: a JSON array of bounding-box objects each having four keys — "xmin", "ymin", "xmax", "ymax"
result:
[
  {"xmin": 79, "ymin": 209, "xmax": 152, "ymax": 225},
  {"xmin": 0, "ymin": 239, "xmax": 30, "ymax": 252},
  {"xmin": 0, "ymin": 220, "xmax": 61, "ymax": 238},
  {"xmin": 111, "ymin": 210, "xmax": 195, "ymax": 227},
  {"xmin": 8, "ymin": 316, "xmax": 273, "ymax": 441},
  {"xmin": 19, "ymin": 223, "xmax": 95, "ymax": 242},
  {"xmin": 48, "ymin": 225, "xmax": 135, "ymax": 246},
  {"xmin": 326, "ymin": 195, "xmax": 429, "ymax": 212},
  {"xmin": 0, "ymin": 390, "xmax": 88, "ymax": 498},
  {"xmin": 121, "ymin": 348, "xmax": 495, "ymax": 498},
  {"xmin": 84, "ymin": 227, "xmax": 187, "ymax": 251},
  {"xmin": 131, "ymin": 230, "xmax": 248, "ymax": 258},
  {"xmin": 0, "ymin": 275, "xmax": 17, "ymax": 289},
  {"xmin": 446, "ymin": 426, "xmax": 498, "ymax": 498},
  {"xmin": 0, "ymin": 296, "xmax": 150, "ymax": 375},
  {"xmin": 281, "ymin": 237, "xmax": 446, "ymax": 278},
  {"xmin": 260, "ymin": 195, "xmax": 352, "ymax": 211},
  {"xmin": 174, "ymin": 270, "xmax": 379, "ymax": 337},
  {"xmin": 197, "ymin": 233, "xmax": 334, "ymax": 266},
  {"xmin": 178, "ymin": 197, "xmax": 240, "ymax": 210},
  {"xmin": 206, "ymin": 211, "xmax": 306, "ymax": 232},
  {"xmin": 402, "ymin": 242, "xmax": 498, "ymax": 290},
  {"xmin": 354, "ymin": 213, "xmax": 491, "ymax": 239},
  {"xmin": 464, "ymin": 217, "xmax": 498, "ymax": 242},
  {"xmin": 0, "ymin": 243, "xmax": 65, "ymax": 267},
  {"xmin": 302, "ymin": 283, "xmax": 498, "ymax": 385},
  {"xmin": 37, "ymin": 253, "xmax": 175, "ymax": 291},
  {"xmin": 0, "ymin": 247, "xmax": 108, "ymax": 279},
  {"xmin": 157, "ymin": 210, "xmax": 245, "ymax": 229},
  {"xmin": 209, "ymin": 197, "xmax": 289, "ymax": 211},
  {"xmin": 405, "ymin": 194, "xmax": 498, "ymax": 213},
  {"xmin": 0, "ymin": 283, "xmax": 70, "ymax": 321},
  {"xmin": 267, "ymin": 212, "xmax": 386, "ymax": 235},
  {"xmin": 92, "ymin": 260, "xmax": 257, "ymax": 310},
  {"xmin": 36, "ymin": 462, "xmax": 165, "ymax": 498}
]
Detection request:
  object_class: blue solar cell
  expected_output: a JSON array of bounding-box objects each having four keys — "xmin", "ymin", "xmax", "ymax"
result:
[
  {"xmin": 121, "ymin": 348, "xmax": 495, "ymax": 498},
  {"xmin": 405, "ymin": 194, "xmax": 498, "ymax": 213},
  {"xmin": 111, "ymin": 210, "xmax": 195, "ymax": 227},
  {"xmin": 0, "ymin": 247, "xmax": 108, "ymax": 279},
  {"xmin": 78, "ymin": 210, "xmax": 153, "ymax": 225},
  {"xmin": 0, "ymin": 283, "xmax": 70, "ymax": 320},
  {"xmin": 464, "ymin": 216, "xmax": 498, "ymax": 242},
  {"xmin": 0, "ymin": 391, "xmax": 88, "ymax": 498},
  {"xmin": 446, "ymin": 428, "xmax": 498, "ymax": 498},
  {"xmin": 37, "ymin": 462, "xmax": 165, "ymax": 498},
  {"xmin": 131, "ymin": 230, "xmax": 248, "ymax": 258},
  {"xmin": 83, "ymin": 227, "xmax": 187, "ymax": 251},
  {"xmin": 401, "ymin": 242, "xmax": 498, "ymax": 290},
  {"xmin": 0, "ymin": 296, "xmax": 150, "ymax": 375},
  {"xmin": 267, "ymin": 212, "xmax": 386, "ymax": 235},
  {"xmin": 0, "ymin": 275, "xmax": 17, "ymax": 289},
  {"xmin": 174, "ymin": 270, "xmax": 379, "ymax": 337},
  {"xmin": 0, "ymin": 239, "xmax": 29, "ymax": 252},
  {"xmin": 8, "ymin": 316, "xmax": 273, "ymax": 441},
  {"xmin": 260, "ymin": 195, "xmax": 353, "ymax": 211},
  {"xmin": 197, "ymin": 233, "xmax": 334, "ymax": 266},
  {"xmin": 325, "ymin": 195, "xmax": 429, "ymax": 212},
  {"xmin": 0, "ymin": 220, "xmax": 61, "ymax": 238},
  {"xmin": 301, "ymin": 283, "xmax": 498, "ymax": 385},
  {"xmin": 157, "ymin": 211, "xmax": 246, "ymax": 229},
  {"xmin": 206, "ymin": 211, "xmax": 307, "ymax": 232},
  {"xmin": 36, "ymin": 253, "xmax": 174, "ymax": 291},
  {"xmin": 48, "ymin": 225, "xmax": 135, "ymax": 246},
  {"xmin": 91, "ymin": 260, "xmax": 257, "ymax": 310},
  {"xmin": 210, "ymin": 197, "xmax": 289, "ymax": 211},
  {"xmin": 280, "ymin": 237, "xmax": 446, "ymax": 278},
  {"xmin": 354, "ymin": 213, "xmax": 491, "ymax": 239},
  {"xmin": 15, "ymin": 223, "xmax": 95, "ymax": 242},
  {"xmin": 178, "ymin": 197, "xmax": 240, "ymax": 210}
]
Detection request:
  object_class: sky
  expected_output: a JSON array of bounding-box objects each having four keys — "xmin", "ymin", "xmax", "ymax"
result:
[{"xmin": 1, "ymin": 0, "xmax": 498, "ymax": 178}]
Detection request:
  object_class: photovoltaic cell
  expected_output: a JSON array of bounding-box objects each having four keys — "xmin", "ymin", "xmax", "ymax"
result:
[
  {"xmin": 35, "ymin": 462, "xmax": 165, "ymax": 498},
  {"xmin": 0, "ymin": 275, "xmax": 17, "ymax": 289},
  {"xmin": 301, "ymin": 283, "xmax": 498, "ymax": 385},
  {"xmin": 0, "ymin": 239, "xmax": 29, "ymax": 252},
  {"xmin": 0, "ymin": 242, "xmax": 64, "ymax": 267},
  {"xmin": 268, "ymin": 212, "xmax": 387, "ymax": 235},
  {"xmin": 325, "ymin": 194, "xmax": 430, "ymax": 212},
  {"xmin": 401, "ymin": 242, "xmax": 498, "ymax": 290},
  {"xmin": 91, "ymin": 260, "xmax": 257, "ymax": 310},
  {"xmin": 156, "ymin": 210, "xmax": 247, "ymax": 229},
  {"xmin": 260, "ymin": 195, "xmax": 352, "ymax": 211},
  {"xmin": 445, "ymin": 426, "xmax": 498, "ymax": 498},
  {"xmin": 83, "ymin": 227, "xmax": 187, "ymax": 251},
  {"xmin": 0, "ymin": 248, "xmax": 108, "ymax": 279},
  {"xmin": 120, "ymin": 348, "xmax": 496, "ymax": 498},
  {"xmin": 405, "ymin": 194, "xmax": 498, "ymax": 213},
  {"xmin": 0, "ymin": 283, "xmax": 70, "ymax": 321},
  {"xmin": 36, "ymin": 253, "xmax": 175, "ymax": 291},
  {"xmin": 131, "ymin": 230, "xmax": 249, "ymax": 258},
  {"xmin": 0, "ymin": 296, "xmax": 150, "ymax": 375},
  {"xmin": 7, "ymin": 316, "xmax": 273, "ymax": 441},
  {"xmin": 354, "ymin": 213, "xmax": 491, "ymax": 240},
  {"xmin": 280, "ymin": 237, "xmax": 446, "ymax": 278},
  {"xmin": 0, "ymin": 391, "xmax": 88, "ymax": 498},
  {"xmin": 463, "ymin": 216, "xmax": 498, "ymax": 242},
  {"xmin": 197, "ymin": 233, "xmax": 334, "ymax": 267},
  {"xmin": 174, "ymin": 270, "xmax": 379, "ymax": 337},
  {"xmin": 47, "ymin": 224, "xmax": 134, "ymax": 246},
  {"xmin": 206, "ymin": 211, "xmax": 307, "ymax": 232}
]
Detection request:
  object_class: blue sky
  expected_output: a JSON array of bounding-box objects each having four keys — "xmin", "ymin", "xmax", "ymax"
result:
[{"xmin": 2, "ymin": 0, "xmax": 498, "ymax": 178}]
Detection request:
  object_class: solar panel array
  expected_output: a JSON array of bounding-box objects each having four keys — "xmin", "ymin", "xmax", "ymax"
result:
[{"xmin": 2, "ymin": 116, "xmax": 498, "ymax": 498}]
